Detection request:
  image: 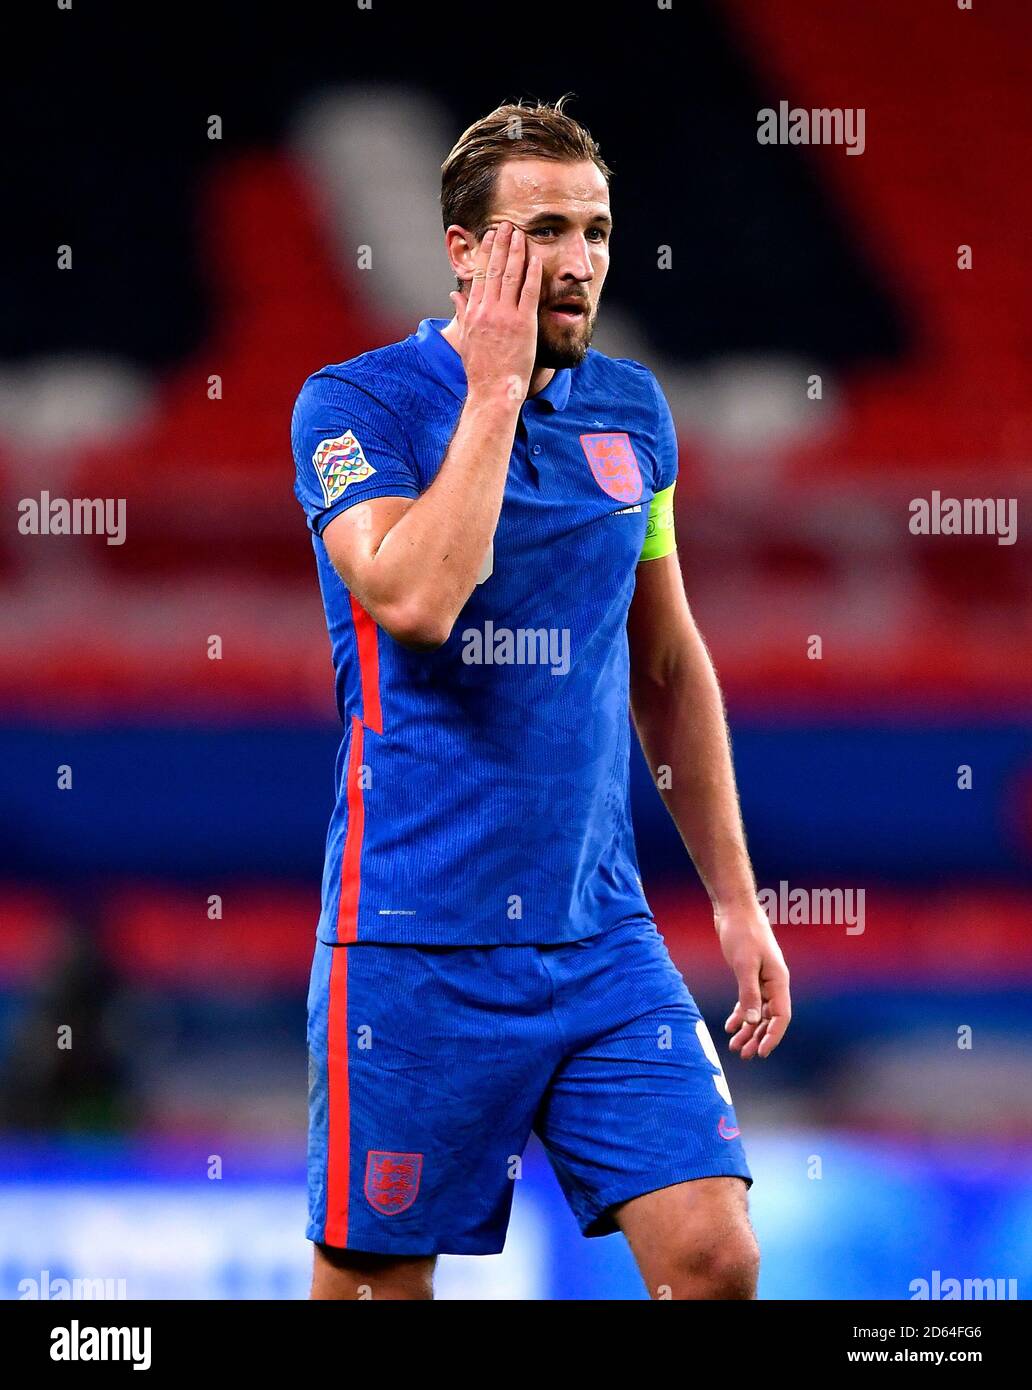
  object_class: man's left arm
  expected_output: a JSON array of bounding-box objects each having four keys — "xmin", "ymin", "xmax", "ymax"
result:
[{"xmin": 627, "ymin": 548, "xmax": 791, "ymax": 1060}]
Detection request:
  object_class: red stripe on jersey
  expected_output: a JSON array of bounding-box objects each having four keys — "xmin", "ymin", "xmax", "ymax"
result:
[
  {"xmin": 349, "ymin": 595, "xmax": 382, "ymax": 734},
  {"xmin": 337, "ymin": 715, "xmax": 365, "ymax": 944},
  {"xmin": 324, "ymin": 942, "xmax": 350, "ymax": 1247}
]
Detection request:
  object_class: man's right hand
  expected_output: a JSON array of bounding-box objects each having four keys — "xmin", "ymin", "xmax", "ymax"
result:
[
  {"xmin": 449, "ymin": 220, "xmax": 542, "ymax": 405},
  {"xmin": 322, "ymin": 223, "xmax": 537, "ymax": 650}
]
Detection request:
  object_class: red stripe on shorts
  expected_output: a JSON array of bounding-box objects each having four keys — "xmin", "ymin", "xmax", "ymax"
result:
[{"xmin": 324, "ymin": 942, "xmax": 350, "ymax": 1247}]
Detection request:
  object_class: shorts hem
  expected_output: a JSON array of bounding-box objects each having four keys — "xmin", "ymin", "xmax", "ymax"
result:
[
  {"xmin": 577, "ymin": 1163, "xmax": 754, "ymax": 1238},
  {"xmin": 306, "ymin": 1225, "xmax": 506, "ymax": 1257}
]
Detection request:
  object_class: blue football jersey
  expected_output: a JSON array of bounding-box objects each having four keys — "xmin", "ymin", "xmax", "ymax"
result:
[{"xmin": 291, "ymin": 317, "xmax": 678, "ymax": 945}]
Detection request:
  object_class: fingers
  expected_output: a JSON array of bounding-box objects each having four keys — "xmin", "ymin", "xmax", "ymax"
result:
[
  {"xmin": 727, "ymin": 1017, "xmax": 757, "ymax": 1054},
  {"xmin": 482, "ymin": 220, "xmax": 514, "ymax": 303},
  {"xmin": 757, "ymin": 1013, "xmax": 788, "ymax": 1058},
  {"xmin": 727, "ymin": 1004, "xmax": 766, "ymax": 1057},
  {"xmin": 466, "ymin": 227, "xmax": 496, "ymax": 310},
  {"xmin": 499, "ymin": 225, "xmax": 528, "ymax": 306},
  {"xmin": 757, "ymin": 978, "xmax": 792, "ymax": 1057},
  {"xmin": 725, "ymin": 964, "xmax": 762, "ymax": 1048},
  {"xmin": 738, "ymin": 1015, "xmax": 771, "ymax": 1061},
  {"xmin": 726, "ymin": 982, "xmax": 792, "ymax": 1060},
  {"xmin": 737, "ymin": 977, "xmax": 763, "ymax": 1026},
  {"xmin": 449, "ymin": 217, "xmax": 539, "ymax": 398},
  {"xmin": 518, "ymin": 248, "xmax": 543, "ymax": 313},
  {"xmin": 724, "ymin": 933, "xmax": 793, "ymax": 1062}
]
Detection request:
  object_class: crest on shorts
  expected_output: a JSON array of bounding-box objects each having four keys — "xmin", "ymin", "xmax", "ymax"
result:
[
  {"xmin": 312, "ymin": 430, "xmax": 376, "ymax": 505},
  {"xmin": 580, "ymin": 432, "xmax": 642, "ymax": 503},
  {"xmin": 364, "ymin": 1150, "xmax": 423, "ymax": 1215}
]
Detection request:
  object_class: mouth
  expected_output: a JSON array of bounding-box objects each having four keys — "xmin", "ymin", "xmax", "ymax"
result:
[{"xmin": 546, "ymin": 300, "xmax": 589, "ymax": 324}]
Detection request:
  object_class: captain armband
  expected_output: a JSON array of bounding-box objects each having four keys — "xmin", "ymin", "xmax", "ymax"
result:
[{"xmin": 638, "ymin": 482, "xmax": 677, "ymax": 561}]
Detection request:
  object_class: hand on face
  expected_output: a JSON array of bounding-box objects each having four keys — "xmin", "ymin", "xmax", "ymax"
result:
[{"xmin": 448, "ymin": 220, "xmax": 543, "ymax": 403}]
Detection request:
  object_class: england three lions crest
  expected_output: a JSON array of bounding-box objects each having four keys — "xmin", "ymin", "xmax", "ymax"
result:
[
  {"xmin": 580, "ymin": 432, "xmax": 642, "ymax": 503},
  {"xmin": 312, "ymin": 430, "xmax": 376, "ymax": 505},
  {"xmin": 364, "ymin": 1150, "xmax": 423, "ymax": 1215}
]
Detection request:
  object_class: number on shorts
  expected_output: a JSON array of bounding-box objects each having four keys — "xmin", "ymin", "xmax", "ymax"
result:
[{"xmin": 695, "ymin": 1018, "xmax": 733, "ymax": 1105}]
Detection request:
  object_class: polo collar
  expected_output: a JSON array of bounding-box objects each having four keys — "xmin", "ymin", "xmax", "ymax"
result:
[{"xmin": 414, "ymin": 317, "xmax": 572, "ymax": 412}]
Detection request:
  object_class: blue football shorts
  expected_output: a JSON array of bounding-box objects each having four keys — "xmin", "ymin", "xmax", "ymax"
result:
[{"xmin": 306, "ymin": 914, "xmax": 752, "ymax": 1254}]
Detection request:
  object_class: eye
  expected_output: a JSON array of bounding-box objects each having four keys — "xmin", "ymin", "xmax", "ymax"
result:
[
  {"xmin": 531, "ymin": 226, "xmax": 558, "ymax": 239},
  {"xmin": 586, "ymin": 227, "xmax": 609, "ymax": 242}
]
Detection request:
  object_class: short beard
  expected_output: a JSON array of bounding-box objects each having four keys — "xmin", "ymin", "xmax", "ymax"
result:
[{"xmin": 534, "ymin": 313, "xmax": 595, "ymax": 370}]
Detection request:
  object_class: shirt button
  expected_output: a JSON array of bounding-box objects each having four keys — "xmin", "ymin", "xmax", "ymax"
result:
[{"xmin": 532, "ymin": 445, "xmax": 542, "ymax": 456}]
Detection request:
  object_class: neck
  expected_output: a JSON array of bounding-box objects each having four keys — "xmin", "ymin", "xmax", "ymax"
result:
[{"xmin": 440, "ymin": 317, "xmax": 555, "ymax": 398}]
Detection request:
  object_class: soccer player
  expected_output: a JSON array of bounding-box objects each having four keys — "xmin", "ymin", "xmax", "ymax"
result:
[{"xmin": 291, "ymin": 99, "xmax": 791, "ymax": 1301}]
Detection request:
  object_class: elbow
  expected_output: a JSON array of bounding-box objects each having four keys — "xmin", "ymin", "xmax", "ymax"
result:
[{"xmin": 379, "ymin": 601, "xmax": 454, "ymax": 652}]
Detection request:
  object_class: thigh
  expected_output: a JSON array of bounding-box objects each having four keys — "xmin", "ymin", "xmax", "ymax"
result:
[
  {"xmin": 306, "ymin": 937, "xmax": 557, "ymax": 1257},
  {"xmin": 615, "ymin": 1176, "xmax": 758, "ymax": 1300},
  {"xmin": 310, "ymin": 1244, "xmax": 436, "ymax": 1300},
  {"xmin": 535, "ymin": 921, "xmax": 752, "ymax": 1240}
]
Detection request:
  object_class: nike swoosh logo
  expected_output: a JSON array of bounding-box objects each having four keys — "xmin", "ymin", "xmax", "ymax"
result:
[{"xmin": 718, "ymin": 1117, "xmax": 741, "ymax": 1140}]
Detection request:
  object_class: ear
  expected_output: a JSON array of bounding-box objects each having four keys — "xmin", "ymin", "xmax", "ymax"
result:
[{"xmin": 444, "ymin": 224, "xmax": 478, "ymax": 286}]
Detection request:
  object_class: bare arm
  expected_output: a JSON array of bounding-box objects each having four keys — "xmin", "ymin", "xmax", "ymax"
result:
[
  {"xmin": 628, "ymin": 551, "xmax": 791, "ymax": 1059},
  {"xmin": 321, "ymin": 222, "xmax": 540, "ymax": 650}
]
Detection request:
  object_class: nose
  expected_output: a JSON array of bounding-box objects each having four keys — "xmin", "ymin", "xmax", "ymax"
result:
[{"xmin": 557, "ymin": 235, "xmax": 595, "ymax": 285}]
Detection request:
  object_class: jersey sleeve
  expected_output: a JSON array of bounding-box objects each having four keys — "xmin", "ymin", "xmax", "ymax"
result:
[
  {"xmin": 291, "ymin": 371, "xmax": 420, "ymax": 536},
  {"xmin": 639, "ymin": 372, "xmax": 679, "ymax": 562}
]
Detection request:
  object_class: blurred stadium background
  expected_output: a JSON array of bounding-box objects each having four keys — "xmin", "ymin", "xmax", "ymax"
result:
[{"xmin": 2, "ymin": 0, "xmax": 1030, "ymax": 1299}]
